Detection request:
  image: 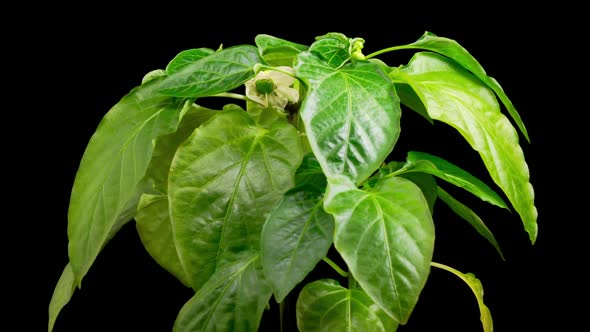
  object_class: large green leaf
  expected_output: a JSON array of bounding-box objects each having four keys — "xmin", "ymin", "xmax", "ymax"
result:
[
  {"xmin": 431, "ymin": 262, "xmax": 493, "ymax": 332},
  {"xmin": 168, "ymin": 107, "xmax": 302, "ymax": 289},
  {"xmin": 135, "ymin": 194, "xmax": 192, "ymax": 287},
  {"xmin": 166, "ymin": 48, "xmax": 215, "ymax": 75},
  {"xmin": 261, "ymin": 154, "xmax": 334, "ymax": 302},
  {"xmin": 296, "ymin": 279, "xmax": 399, "ymax": 332},
  {"xmin": 135, "ymin": 105, "xmax": 218, "ymax": 287},
  {"xmin": 173, "ymin": 255, "xmax": 271, "ymax": 332},
  {"xmin": 159, "ymin": 45, "xmax": 260, "ymax": 97},
  {"xmin": 255, "ymin": 34, "xmax": 308, "ymax": 66},
  {"xmin": 48, "ymin": 263, "xmax": 75, "ymax": 332},
  {"xmin": 295, "ymin": 52, "xmax": 401, "ymax": 184},
  {"xmin": 143, "ymin": 104, "xmax": 218, "ymax": 194},
  {"xmin": 386, "ymin": 151, "xmax": 509, "ymax": 209},
  {"xmin": 379, "ymin": 31, "xmax": 529, "ymax": 141},
  {"xmin": 392, "ymin": 52, "xmax": 537, "ymax": 243},
  {"xmin": 324, "ymin": 176, "xmax": 435, "ymax": 323},
  {"xmin": 437, "ymin": 187, "xmax": 504, "ymax": 260},
  {"xmin": 67, "ymin": 78, "xmax": 188, "ymax": 285}
]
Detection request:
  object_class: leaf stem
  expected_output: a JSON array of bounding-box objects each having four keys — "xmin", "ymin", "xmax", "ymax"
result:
[
  {"xmin": 209, "ymin": 92, "xmax": 246, "ymax": 100},
  {"xmin": 366, "ymin": 46, "xmax": 410, "ymax": 59},
  {"xmin": 322, "ymin": 257, "xmax": 348, "ymax": 277}
]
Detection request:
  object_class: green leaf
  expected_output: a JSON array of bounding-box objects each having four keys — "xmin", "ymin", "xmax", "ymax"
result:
[
  {"xmin": 173, "ymin": 255, "xmax": 271, "ymax": 332},
  {"xmin": 389, "ymin": 31, "xmax": 529, "ymax": 141},
  {"xmin": 392, "ymin": 52, "xmax": 537, "ymax": 243},
  {"xmin": 296, "ymin": 279, "xmax": 399, "ymax": 332},
  {"xmin": 309, "ymin": 32, "xmax": 351, "ymax": 68},
  {"xmin": 168, "ymin": 107, "xmax": 302, "ymax": 289},
  {"xmin": 261, "ymin": 154, "xmax": 334, "ymax": 302},
  {"xmin": 166, "ymin": 48, "xmax": 215, "ymax": 75},
  {"xmin": 431, "ymin": 262, "xmax": 493, "ymax": 332},
  {"xmin": 324, "ymin": 176, "xmax": 435, "ymax": 323},
  {"xmin": 48, "ymin": 263, "xmax": 75, "ymax": 332},
  {"xmin": 143, "ymin": 104, "xmax": 218, "ymax": 194},
  {"xmin": 135, "ymin": 194, "xmax": 192, "ymax": 287},
  {"xmin": 255, "ymin": 34, "xmax": 308, "ymax": 66},
  {"xmin": 67, "ymin": 78, "xmax": 188, "ymax": 285},
  {"xmin": 159, "ymin": 45, "xmax": 261, "ymax": 97},
  {"xmin": 295, "ymin": 52, "xmax": 401, "ymax": 184},
  {"xmin": 437, "ymin": 187, "xmax": 504, "ymax": 260},
  {"xmin": 388, "ymin": 151, "xmax": 509, "ymax": 210}
]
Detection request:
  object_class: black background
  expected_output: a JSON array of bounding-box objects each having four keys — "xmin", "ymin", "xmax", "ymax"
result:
[{"xmin": 24, "ymin": 4, "xmax": 580, "ymax": 332}]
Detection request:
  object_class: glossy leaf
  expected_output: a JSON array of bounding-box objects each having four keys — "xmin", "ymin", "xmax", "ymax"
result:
[
  {"xmin": 296, "ymin": 279, "xmax": 399, "ymax": 332},
  {"xmin": 261, "ymin": 154, "xmax": 334, "ymax": 302},
  {"xmin": 159, "ymin": 45, "xmax": 260, "ymax": 97},
  {"xmin": 48, "ymin": 263, "xmax": 75, "ymax": 332},
  {"xmin": 255, "ymin": 34, "xmax": 308, "ymax": 66},
  {"xmin": 392, "ymin": 52, "xmax": 537, "ymax": 243},
  {"xmin": 168, "ymin": 107, "xmax": 302, "ymax": 289},
  {"xmin": 391, "ymin": 31, "xmax": 529, "ymax": 141},
  {"xmin": 437, "ymin": 187, "xmax": 504, "ymax": 260},
  {"xmin": 173, "ymin": 255, "xmax": 271, "ymax": 332},
  {"xmin": 325, "ymin": 176, "xmax": 435, "ymax": 323},
  {"xmin": 166, "ymin": 48, "xmax": 215, "ymax": 74},
  {"xmin": 431, "ymin": 262, "xmax": 493, "ymax": 332},
  {"xmin": 386, "ymin": 151, "xmax": 508, "ymax": 209},
  {"xmin": 135, "ymin": 194, "xmax": 192, "ymax": 287},
  {"xmin": 309, "ymin": 32, "xmax": 350, "ymax": 68},
  {"xmin": 67, "ymin": 78, "xmax": 188, "ymax": 285},
  {"xmin": 295, "ymin": 52, "xmax": 401, "ymax": 184}
]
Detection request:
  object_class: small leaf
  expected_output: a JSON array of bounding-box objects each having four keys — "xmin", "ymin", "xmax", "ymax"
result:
[
  {"xmin": 255, "ymin": 34, "xmax": 308, "ymax": 66},
  {"xmin": 135, "ymin": 194, "xmax": 192, "ymax": 287},
  {"xmin": 394, "ymin": 31, "xmax": 529, "ymax": 141},
  {"xmin": 296, "ymin": 279, "xmax": 399, "ymax": 332},
  {"xmin": 67, "ymin": 78, "xmax": 188, "ymax": 285},
  {"xmin": 386, "ymin": 151, "xmax": 509, "ymax": 210},
  {"xmin": 325, "ymin": 176, "xmax": 435, "ymax": 323},
  {"xmin": 166, "ymin": 48, "xmax": 215, "ymax": 74},
  {"xmin": 261, "ymin": 154, "xmax": 334, "ymax": 302},
  {"xmin": 309, "ymin": 32, "xmax": 351, "ymax": 68},
  {"xmin": 295, "ymin": 52, "xmax": 401, "ymax": 184},
  {"xmin": 168, "ymin": 107, "xmax": 302, "ymax": 289},
  {"xmin": 431, "ymin": 262, "xmax": 493, "ymax": 332},
  {"xmin": 173, "ymin": 255, "xmax": 272, "ymax": 332},
  {"xmin": 392, "ymin": 52, "xmax": 537, "ymax": 243},
  {"xmin": 437, "ymin": 187, "xmax": 504, "ymax": 259},
  {"xmin": 159, "ymin": 45, "xmax": 261, "ymax": 97},
  {"xmin": 48, "ymin": 263, "xmax": 76, "ymax": 332}
]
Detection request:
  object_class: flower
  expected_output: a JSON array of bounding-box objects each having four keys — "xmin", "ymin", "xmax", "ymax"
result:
[{"xmin": 245, "ymin": 66, "xmax": 299, "ymax": 109}]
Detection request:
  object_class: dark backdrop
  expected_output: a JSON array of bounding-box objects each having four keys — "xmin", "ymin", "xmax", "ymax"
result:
[{"xmin": 33, "ymin": 6, "xmax": 578, "ymax": 332}]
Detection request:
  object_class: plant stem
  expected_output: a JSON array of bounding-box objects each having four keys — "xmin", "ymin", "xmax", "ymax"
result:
[
  {"xmin": 210, "ymin": 92, "xmax": 246, "ymax": 100},
  {"xmin": 348, "ymin": 273, "xmax": 357, "ymax": 289},
  {"xmin": 279, "ymin": 300, "xmax": 285, "ymax": 332},
  {"xmin": 322, "ymin": 257, "xmax": 348, "ymax": 278},
  {"xmin": 365, "ymin": 46, "xmax": 411, "ymax": 59}
]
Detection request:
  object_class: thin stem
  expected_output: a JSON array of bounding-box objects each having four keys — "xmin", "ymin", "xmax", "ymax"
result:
[
  {"xmin": 279, "ymin": 300, "xmax": 285, "ymax": 332},
  {"xmin": 322, "ymin": 257, "xmax": 348, "ymax": 277},
  {"xmin": 366, "ymin": 45, "xmax": 412, "ymax": 59},
  {"xmin": 348, "ymin": 273, "xmax": 357, "ymax": 289},
  {"xmin": 208, "ymin": 92, "xmax": 246, "ymax": 100},
  {"xmin": 258, "ymin": 64, "xmax": 305, "ymax": 85},
  {"xmin": 431, "ymin": 261, "xmax": 460, "ymax": 274}
]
